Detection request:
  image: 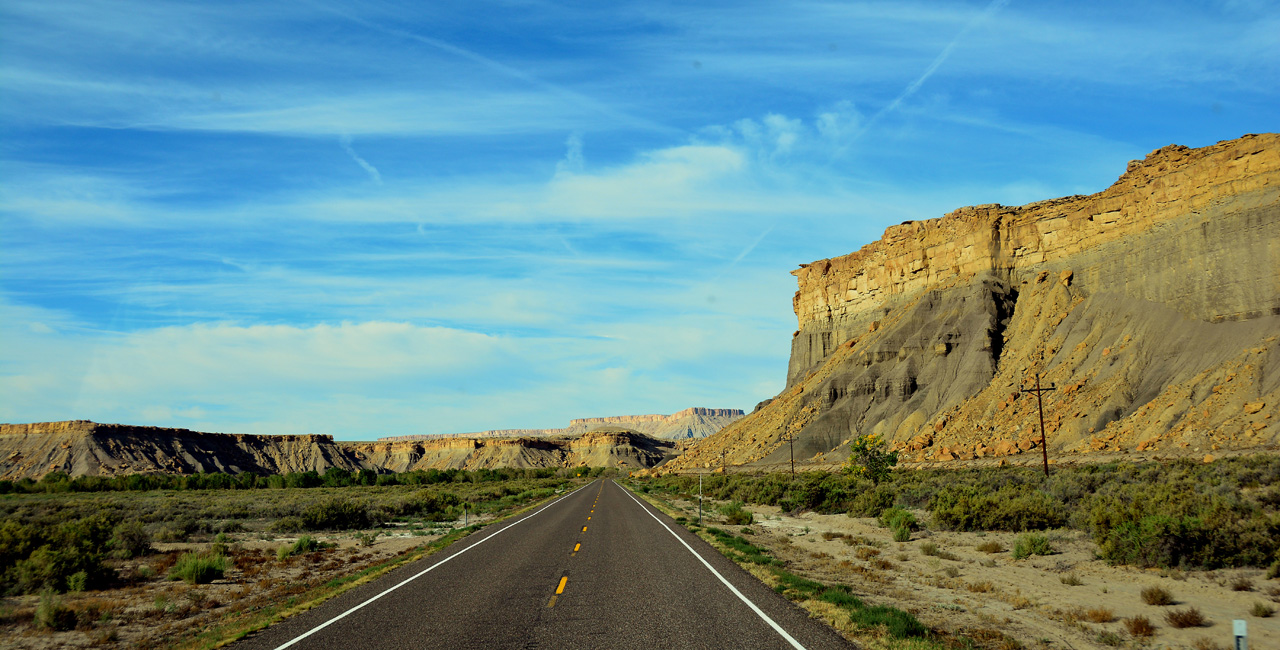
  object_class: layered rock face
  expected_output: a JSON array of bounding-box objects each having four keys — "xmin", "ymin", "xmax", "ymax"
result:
[
  {"xmin": 0, "ymin": 421, "xmax": 365, "ymax": 479},
  {"xmin": 377, "ymin": 407, "xmax": 744, "ymax": 442},
  {"xmin": 347, "ymin": 429, "xmax": 678, "ymax": 472},
  {"xmin": 0, "ymin": 421, "xmax": 679, "ymax": 479},
  {"xmin": 669, "ymin": 134, "xmax": 1280, "ymax": 472}
]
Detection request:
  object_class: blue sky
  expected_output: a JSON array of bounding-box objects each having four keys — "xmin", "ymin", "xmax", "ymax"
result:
[{"xmin": 2, "ymin": 0, "xmax": 1277, "ymax": 438}]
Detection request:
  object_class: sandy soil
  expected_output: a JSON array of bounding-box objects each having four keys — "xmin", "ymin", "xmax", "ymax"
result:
[
  {"xmin": 0, "ymin": 516, "xmax": 493, "ymax": 650},
  {"xmin": 661, "ymin": 495, "xmax": 1279, "ymax": 650}
]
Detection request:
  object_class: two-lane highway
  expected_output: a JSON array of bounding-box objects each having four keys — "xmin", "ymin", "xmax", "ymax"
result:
[{"xmin": 230, "ymin": 479, "xmax": 854, "ymax": 650}]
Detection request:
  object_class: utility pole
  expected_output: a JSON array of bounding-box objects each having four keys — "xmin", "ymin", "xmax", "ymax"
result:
[
  {"xmin": 782, "ymin": 431, "xmax": 796, "ymax": 478},
  {"xmin": 698, "ymin": 472, "xmax": 703, "ymax": 525},
  {"xmin": 1020, "ymin": 360, "xmax": 1056, "ymax": 477}
]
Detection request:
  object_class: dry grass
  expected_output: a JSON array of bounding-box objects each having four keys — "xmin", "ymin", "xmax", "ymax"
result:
[
  {"xmin": 1140, "ymin": 585, "xmax": 1174, "ymax": 605},
  {"xmin": 871, "ymin": 558, "xmax": 895, "ymax": 571},
  {"xmin": 854, "ymin": 546, "xmax": 880, "ymax": 560},
  {"xmin": 1085, "ymin": 607, "xmax": 1114, "ymax": 623},
  {"xmin": 967, "ymin": 580, "xmax": 994, "ymax": 593},
  {"xmin": 1124, "ymin": 616, "xmax": 1156, "ymax": 638},
  {"xmin": 1059, "ymin": 572, "xmax": 1083, "ymax": 586},
  {"xmin": 1231, "ymin": 577, "xmax": 1254, "ymax": 591},
  {"xmin": 1192, "ymin": 638, "xmax": 1227, "ymax": 650},
  {"xmin": 976, "ymin": 540, "xmax": 1004, "ymax": 553},
  {"xmin": 1164, "ymin": 606, "xmax": 1206, "ymax": 628}
]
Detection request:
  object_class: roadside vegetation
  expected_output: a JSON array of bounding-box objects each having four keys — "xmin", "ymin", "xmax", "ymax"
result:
[
  {"xmin": 0, "ymin": 466, "xmax": 603, "ymax": 649},
  {"xmin": 637, "ymin": 454, "xmax": 1280, "ymax": 571}
]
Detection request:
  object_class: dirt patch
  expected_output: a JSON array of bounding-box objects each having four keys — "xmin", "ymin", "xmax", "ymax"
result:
[
  {"xmin": 0, "ymin": 518, "xmax": 488, "ymax": 650},
  {"xmin": 661, "ymin": 495, "xmax": 1279, "ymax": 650}
]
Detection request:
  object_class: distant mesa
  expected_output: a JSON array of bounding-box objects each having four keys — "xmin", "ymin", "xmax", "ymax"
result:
[
  {"xmin": 377, "ymin": 407, "xmax": 745, "ymax": 442},
  {"xmin": 0, "ymin": 420, "xmax": 687, "ymax": 480},
  {"xmin": 669, "ymin": 133, "xmax": 1280, "ymax": 472}
]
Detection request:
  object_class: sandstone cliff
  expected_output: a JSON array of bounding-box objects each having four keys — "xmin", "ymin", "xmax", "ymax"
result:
[
  {"xmin": 377, "ymin": 407, "xmax": 744, "ymax": 442},
  {"xmin": 668, "ymin": 133, "xmax": 1280, "ymax": 472},
  {"xmin": 0, "ymin": 421, "xmax": 679, "ymax": 480}
]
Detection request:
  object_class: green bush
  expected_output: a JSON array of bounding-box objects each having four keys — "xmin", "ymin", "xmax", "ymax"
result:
[
  {"xmin": 277, "ymin": 535, "xmax": 328, "ymax": 560},
  {"xmin": 847, "ymin": 484, "xmax": 896, "ymax": 518},
  {"xmin": 168, "ymin": 552, "xmax": 226, "ymax": 584},
  {"xmin": 301, "ymin": 498, "xmax": 374, "ymax": 530},
  {"xmin": 35, "ymin": 587, "xmax": 76, "ymax": 630},
  {"xmin": 844, "ymin": 434, "xmax": 898, "ymax": 484},
  {"xmin": 931, "ymin": 485, "xmax": 1065, "ymax": 531},
  {"xmin": 718, "ymin": 501, "xmax": 754, "ymax": 525},
  {"xmin": 878, "ymin": 507, "xmax": 918, "ymax": 531},
  {"xmin": 1012, "ymin": 533, "xmax": 1053, "ymax": 560},
  {"xmin": 110, "ymin": 520, "xmax": 152, "ymax": 559},
  {"xmin": 270, "ymin": 516, "xmax": 306, "ymax": 533}
]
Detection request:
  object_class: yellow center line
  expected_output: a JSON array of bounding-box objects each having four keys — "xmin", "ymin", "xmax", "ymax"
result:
[
  {"xmin": 556, "ymin": 576, "xmax": 568, "ymax": 594},
  {"xmin": 547, "ymin": 595, "xmax": 558, "ymax": 607},
  {"xmin": 587, "ymin": 516, "xmax": 591, "ymax": 520},
  {"xmin": 574, "ymin": 543, "xmax": 581, "ymax": 552},
  {"xmin": 582, "ymin": 525, "xmax": 587, "ymax": 532}
]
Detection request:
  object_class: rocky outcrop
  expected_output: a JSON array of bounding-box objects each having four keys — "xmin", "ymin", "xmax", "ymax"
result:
[
  {"xmin": 0, "ymin": 421, "xmax": 680, "ymax": 479},
  {"xmin": 347, "ymin": 428, "xmax": 678, "ymax": 472},
  {"xmin": 0, "ymin": 421, "xmax": 365, "ymax": 479},
  {"xmin": 668, "ymin": 134, "xmax": 1280, "ymax": 472},
  {"xmin": 377, "ymin": 407, "xmax": 744, "ymax": 442}
]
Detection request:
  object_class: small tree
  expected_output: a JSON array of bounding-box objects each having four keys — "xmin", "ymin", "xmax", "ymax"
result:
[{"xmin": 845, "ymin": 433, "xmax": 898, "ymax": 484}]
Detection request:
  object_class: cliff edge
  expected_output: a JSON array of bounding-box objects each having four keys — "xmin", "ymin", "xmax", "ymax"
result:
[{"xmin": 669, "ymin": 133, "xmax": 1280, "ymax": 472}]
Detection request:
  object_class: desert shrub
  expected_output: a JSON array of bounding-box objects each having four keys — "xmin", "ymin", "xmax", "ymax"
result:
[
  {"xmin": 1060, "ymin": 572, "xmax": 1083, "ymax": 586},
  {"xmin": 1141, "ymin": 586, "xmax": 1174, "ymax": 606},
  {"xmin": 167, "ymin": 552, "xmax": 226, "ymax": 584},
  {"xmin": 1192, "ymin": 638, "xmax": 1227, "ymax": 650},
  {"xmin": 1096, "ymin": 631, "xmax": 1124, "ymax": 646},
  {"xmin": 931, "ymin": 485, "xmax": 1065, "ymax": 531},
  {"xmin": 844, "ymin": 434, "xmax": 898, "ymax": 484},
  {"xmin": 718, "ymin": 501, "xmax": 754, "ymax": 525},
  {"xmin": 877, "ymin": 507, "xmax": 918, "ymax": 531},
  {"xmin": 1124, "ymin": 616, "xmax": 1156, "ymax": 637},
  {"xmin": 1011, "ymin": 533, "xmax": 1052, "ymax": 560},
  {"xmin": 1164, "ymin": 606, "xmax": 1205, "ymax": 628},
  {"xmin": 892, "ymin": 527, "xmax": 911, "ymax": 542},
  {"xmin": 920, "ymin": 542, "xmax": 940, "ymax": 557},
  {"xmin": 1085, "ymin": 607, "xmax": 1114, "ymax": 623},
  {"xmin": 967, "ymin": 581, "xmax": 993, "ymax": 593},
  {"xmin": 301, "ymin": 498, "xmax": 374, "ymax": 530},
  {"xmin": 1251, "ymin": 601, "xmax": 1275, "ymax": 617},
  {"xmin": 66, "ymin": 570, "xmax": 88, "ymax": 592},
  {"xmin": 1083, "ymin": 485, "xmax": 1278, "ymax": 569},
  {"xmin": 110, "ymin": 520, "xmax": 152, "ymax": 559},
  {"xmin": 35, "ymin": 587, "xmax": 76, "ymax": 630},
  {"xmin": 270, "ymin": 516, "xmax": 306, "ymax": 533},
  {"xmin": 847, "ymin": 484, "xmax": 896, "ymax": 518},
  {"xmin": 976, "ymin": 540, "xmax": 1004, "ymax": 553},
  {"xmin": 277, "ymin": 535, "xmax": 329, "ymax": 560},
  {"xmin": 1231, "ymin": 577, "xmax": 1254, "ymax": 591}
]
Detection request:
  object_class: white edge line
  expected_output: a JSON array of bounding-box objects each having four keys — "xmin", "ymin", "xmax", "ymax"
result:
[
  {"xmin": 271, "ymin": 480, "xmax": 597, "ymax": 650},
  {"xmin": 616, "ymin": 482, "xmax": 808, "ymax": 650}
]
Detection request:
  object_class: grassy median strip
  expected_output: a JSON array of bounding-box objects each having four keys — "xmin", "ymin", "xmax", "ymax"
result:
[{"xmin": 627, "ymin": 485, "xmax": 1010, "ymax": 650}]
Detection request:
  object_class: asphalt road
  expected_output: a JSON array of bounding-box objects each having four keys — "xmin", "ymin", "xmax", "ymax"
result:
[{"xmin": 230, "ymin": 479, "xmax": 855, "ymax": 650}]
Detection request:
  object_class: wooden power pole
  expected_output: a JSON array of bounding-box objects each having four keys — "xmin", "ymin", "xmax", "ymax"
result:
[
  {"xmin": 1020, "ymin": 365, "xmax": 1056, "ymax": 477},
  {"xmin": 782, "ymin": 431, "xmax": 796, "ymax": 478}
]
